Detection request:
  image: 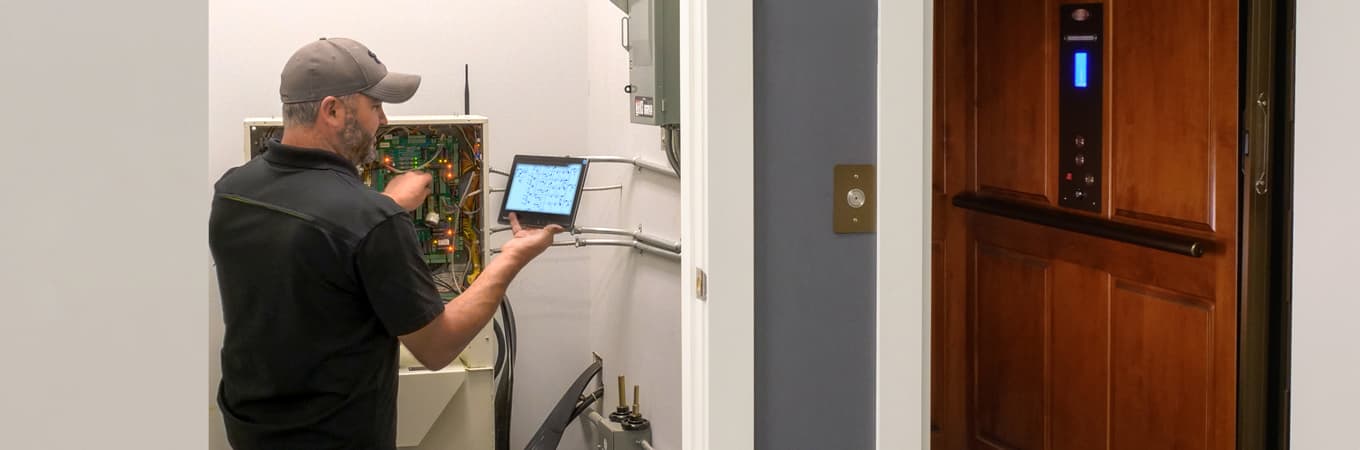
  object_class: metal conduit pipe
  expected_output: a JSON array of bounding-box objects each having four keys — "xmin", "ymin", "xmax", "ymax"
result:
[
  {"xmin": 489, "ymin": 241, "xmax": 576, "ymax": 255},
  {"xmin": 488, "ymin": 184, "xmax": 624, "ymax": 194},
  {"xmin": 491, "ymin": 156, "xmax": 678, "ymax": 179},
  {"xmin": 573, "ymin": 156, "xmax": 678, "ymax": 179},
  {"xmin": 491, "ymin": 225, "xmax": 680, "ymax": 253},
  {"xmin": 489, "ymin": 237, "xmax": 679, "ymax": 261},
  {"xmin": 572, "ymin": 226, "xmax": 681, "ymax": 254},
  {"xmin": 574, "ymin": 238, "xmax": 680, "ymax": 261}
]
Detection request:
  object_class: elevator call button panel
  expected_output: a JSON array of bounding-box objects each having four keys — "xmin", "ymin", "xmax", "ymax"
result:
[{"xmin": 1058, "ymin": 3, "xmax": 1102, "ymax": 212}]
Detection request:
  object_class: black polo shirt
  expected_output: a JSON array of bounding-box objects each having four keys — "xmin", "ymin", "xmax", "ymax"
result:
[{"xmin": 209, "ymin": 140, "xmax": 445, "ymax": 450}]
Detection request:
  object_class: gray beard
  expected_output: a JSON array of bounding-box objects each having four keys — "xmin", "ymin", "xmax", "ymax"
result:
[{"xmin": 337, "ymin": 115, "xmax": 377, "ymax": 165}]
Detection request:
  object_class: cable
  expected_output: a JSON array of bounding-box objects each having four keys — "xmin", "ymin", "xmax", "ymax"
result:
[
  {"xmin": 570, "ymin": 387, "xmax": 606, "ymax": 423},
  {"xmin": 444, "ymin": 157, "xmax": 477, "ymax": 289},
  {"xmin": 491, "ymin": 320, "xmax": 506, "ymax": 378},
  {"xmin": 382, "ymin": 146, "xmax": 446, "ymax": 174},
  {"xmin": 494, "ymin": 357, "xmax": 513, "ymax": 450},
  {"xmin": 457, "ymin": 214, "xmax": 482, "ymax": 287},
  {"xmin": 428, "ymin": 262, "xmax": 460, "ymax": 293},
  {"xmin": 503, "ymin": 296, "xmax": 518, "ymax": 363},
  {"xmin": 379, "ymin": 126, "xmax": 415, "ymax": 139},
  {"xmin": 433, "ymin": 276, "xmax": 457, "ymax": 293},
  {"xmin": 373, "ymin": 126, "xmax": 446, "ymax": 174},
  {"xmin": 662, "ymin": 124, "xmax": 681, "ymax": 177},
  {"xmin": 494, "ymin": 295, "xmax": 518, "ymax": 450},
  {"xmin": 458, "ymin": 186, "xmax": 483, "ymax": 216},
  {"xmin": 455, "ymin": 125, "xmax": 476, "ymax": 157},
  {"xmin": 458, "ymin": 171, "xmax": 481, "ymax": 214}
]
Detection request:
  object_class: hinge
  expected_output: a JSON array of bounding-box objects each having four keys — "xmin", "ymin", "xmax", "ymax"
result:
[{"xmin": 695, "ymin": 268, "xmax": 707, "ymax": 301}]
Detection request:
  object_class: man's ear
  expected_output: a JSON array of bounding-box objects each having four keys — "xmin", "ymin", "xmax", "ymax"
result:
[{"xmin": 318, "ymin": 96, "xmax": 344, "ymax": 127}]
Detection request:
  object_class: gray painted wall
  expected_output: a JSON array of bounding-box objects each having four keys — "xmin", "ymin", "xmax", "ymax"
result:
[{"xmin": 754, "ymin": 1, "xmax": 877, "ymax": 449}]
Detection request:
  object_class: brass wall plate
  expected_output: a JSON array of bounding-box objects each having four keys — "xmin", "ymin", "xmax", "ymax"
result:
[{"xmin": 834, "ymin": 164, "xmax": 875, "ymax": 233}]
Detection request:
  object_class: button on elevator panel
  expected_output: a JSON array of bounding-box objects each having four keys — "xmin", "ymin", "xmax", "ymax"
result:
[{"xmin": 1058, "ymin": 4, "xmax": 1103, "ymax": 212}]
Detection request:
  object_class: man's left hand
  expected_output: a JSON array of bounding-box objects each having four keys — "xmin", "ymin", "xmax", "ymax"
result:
[{"xmin": 382, "ymin": 171, "xmax": 433, "ymax": 211}]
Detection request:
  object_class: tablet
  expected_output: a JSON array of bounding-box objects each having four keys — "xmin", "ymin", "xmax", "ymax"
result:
[{"xmin": 497, "ymin": 155, "xmax": 590, "ymax": 229}]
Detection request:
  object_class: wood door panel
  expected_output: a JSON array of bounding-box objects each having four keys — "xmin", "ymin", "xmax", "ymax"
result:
[
  {"xmin": 1111, "ymin": 0, "xmax": 1216, "ymax": 231},
  {"xmin": 975, "ymin": 0, "xmax": 1049, "ymax": 202},
  {"xmin": 938, "ymin": 0, "xmax": 973, "ymax": 447},
  {"xmin": 1050, "ymin": 261, "xmax": 1110, "ymax": 450},
  {"xmin": 932, "ymin": 0, "xmax": 1238, "ymax": 448},
  {"xmin": 973, "ymin": 244, "xmax": 1048, "ymax": 450},
  {"xmin": 1110, "ymin": 280, "xmax": 1213, "ymax": 450},
  {"xmin": 970, "ymin": 212, "xmax": 1216, "ymax": 300}
]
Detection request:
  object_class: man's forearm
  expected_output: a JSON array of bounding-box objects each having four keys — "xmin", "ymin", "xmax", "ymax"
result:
[{"xmin": 433, "ymin": 252, "xmax": 530, "ymax": 361}]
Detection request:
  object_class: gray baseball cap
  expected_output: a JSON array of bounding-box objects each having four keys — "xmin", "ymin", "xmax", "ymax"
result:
[{"xmin": 280, "ymin": 37, "xmax": 421, "ymax": 104}]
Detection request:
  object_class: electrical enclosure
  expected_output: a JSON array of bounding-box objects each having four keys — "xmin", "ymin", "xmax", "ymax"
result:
[
  {"xmin": 626, "ymin": 0, "xmax": 679, "ymax": 126},
  {"xmin": 243, "ymin": 115, "xmax": 492, "ymax": 302}
]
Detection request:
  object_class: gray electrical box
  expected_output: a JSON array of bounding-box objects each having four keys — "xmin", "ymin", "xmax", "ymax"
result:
[{"xmin": 624, "ymin": 0, "xmax": 679, "ymax": 126}]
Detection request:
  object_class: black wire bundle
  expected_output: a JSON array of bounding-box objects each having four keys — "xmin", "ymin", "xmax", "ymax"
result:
[
  {"xmin": 571, "ymin": 386, "xmax": 605, "ymax": 422},
  {"xmin": 494, "ymin": 295, "xmax": 517, "ymax": 450},
  {"xmin": 429, "ymin": 265, "xmax": 459, "ymax": 293}
]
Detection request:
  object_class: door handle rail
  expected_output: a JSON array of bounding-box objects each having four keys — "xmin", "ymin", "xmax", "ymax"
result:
[{"xmin": 951, "ymin": 193, "xmax": 1206, "ymax": 257}]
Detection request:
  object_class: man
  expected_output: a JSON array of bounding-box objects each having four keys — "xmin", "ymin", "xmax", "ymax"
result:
[{"xmin": 209, "ymin": 37, "xmax": 564, "ymax": 449}]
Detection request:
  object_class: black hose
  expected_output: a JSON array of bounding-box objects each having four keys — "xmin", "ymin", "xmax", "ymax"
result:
[
  {"xmin": 492, "ymin": 321, "xmax": 506, "ymax": 378},
  {"xmin": 495, "ymin": 369, "xmax": 514, "ymax": 450},
  {"xmin": 494, "ymin": 296, "xmax": 518, "ymax": 450},
  {"xmin": 524, "ymin": 360, "xmax": 603, "ymax": 450}
]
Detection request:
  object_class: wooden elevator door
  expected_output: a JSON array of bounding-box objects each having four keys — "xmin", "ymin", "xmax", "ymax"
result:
[{"xmin": 931, "ymin": 0, "xmax": 1240, "ymax": 449}]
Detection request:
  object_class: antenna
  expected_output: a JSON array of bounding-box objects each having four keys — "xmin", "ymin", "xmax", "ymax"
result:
[{"xmin": 463, "ymin": 64, "xmax": 470, "ymax": 115}]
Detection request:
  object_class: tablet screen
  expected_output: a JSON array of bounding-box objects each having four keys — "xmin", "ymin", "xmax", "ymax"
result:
[{"xmin": 503, "ymin": 162, "xmax": 584, "ymax": 216}]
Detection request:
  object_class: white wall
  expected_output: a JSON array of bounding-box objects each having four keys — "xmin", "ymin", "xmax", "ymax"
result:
[
  {"xmin": 209, "ymin": 2, "xmax": 677, "ymax": 449},
  {"xmin": 582, "ymin": 2, "xmax": 684, "ymax": 449},
  {"xmin": 1290, "ymin": 1, "xmax": 1360, "ymax": 448}
]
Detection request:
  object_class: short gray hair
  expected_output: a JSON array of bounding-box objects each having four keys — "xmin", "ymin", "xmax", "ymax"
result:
[
  {"xmin": 282, "ymin": 100, "xmax": 322, "ymax": 128},
  {"xmin": 281, "ymin": 94, "xmax": 359, "ymax": 128}
]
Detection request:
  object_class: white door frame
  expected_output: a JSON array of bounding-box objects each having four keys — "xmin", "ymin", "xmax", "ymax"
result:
[
  {"xmin": 679, "ymin": 0, "xmax": 932, "ymax": 448},
  {"xmin": 876, "ymin": 1, "xmax": 934, "ymax": 449},
  {"xmin": 679, "ymin": 0, "xmax": 754, "ymax": 448}
]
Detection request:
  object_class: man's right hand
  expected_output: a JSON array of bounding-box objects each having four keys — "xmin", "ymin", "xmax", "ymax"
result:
[
  {"xmin": 382, "ymin": 171, "xmax": 433, "ymax": 211},
  {"xmin": 498, "ymin": 212, "xmax": 566, "ymax": 262}
]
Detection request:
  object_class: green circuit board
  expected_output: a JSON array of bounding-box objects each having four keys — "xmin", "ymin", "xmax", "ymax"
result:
[{"xmin": 367, "ymin": 127, "xmax": 475, "ymax": 266}]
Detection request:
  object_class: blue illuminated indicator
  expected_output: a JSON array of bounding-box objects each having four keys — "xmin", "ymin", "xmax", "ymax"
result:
[{"xmin": 1074, "ymin": 52, "xmax": 1088, "ymax": 88}]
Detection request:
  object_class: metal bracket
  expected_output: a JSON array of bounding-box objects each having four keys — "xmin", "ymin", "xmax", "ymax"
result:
[
  {"xmin": 1254, "ymin": 91, "xmax": 1271, "ymax": 196},
  {"xmin": 695, "ymin": 268, "xmax": 707, "ymax": 301}
]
